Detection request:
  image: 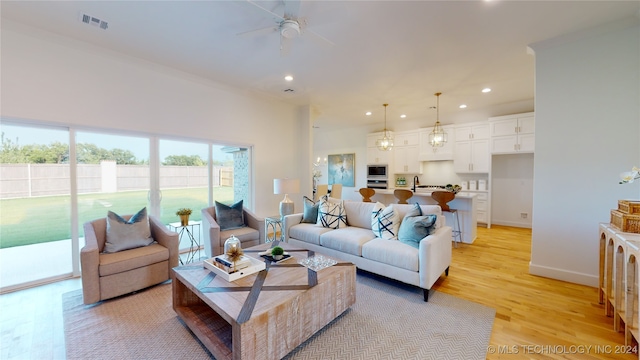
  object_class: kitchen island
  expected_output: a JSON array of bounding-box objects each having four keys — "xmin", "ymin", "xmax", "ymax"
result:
[{"xmin": 371, "ymin": 189, "xmax": 477, "ymax": 244}]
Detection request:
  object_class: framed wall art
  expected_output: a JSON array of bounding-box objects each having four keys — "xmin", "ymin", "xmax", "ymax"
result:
[{"xmin": 328, "ymin": 153, "xmax": 355, "ymax": 187}]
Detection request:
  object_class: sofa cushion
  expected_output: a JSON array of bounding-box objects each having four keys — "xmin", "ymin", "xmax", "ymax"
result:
[
  {"xmin": 317, "ymin": 198, "xmax": 347, "ymax": 229},
  {"xmin": 99, "ymin": 243, "xmax": 169, "ymax": 276},
  {"xmin": 301, "ymin": 196, "xmax": 319, "ymax": 223},
  {"xmin": 215, "ymin": 200, "xmax": 246, "ymax": 230},
  {"xmin": 398, "ymin": 213, "xmax": 438, "ymax": 248},
  {"xmin": 361, "ymin": 238, "xmax": 420, "ymax": 272},
  {"xmin": 289, "ymin": 223, "xmax": 334, "ymax": 245},
  {"xmin": 371, "ymin": 202, "xmax": 400, "ymax": 240},
  {"xmin": 104, "ymin": 207, "xmax": 153, "ymax": 253},
  {"xmin": 220, "ymin": 225, "xmax": 259, "ymax": 245},
  {"xmin": 392, "ymin": 203, "xmax": 444, "ymax": 229},
  {"xmin": 343, "ymin": 201, "xmax": 376, "ymax": 229},
  {"xmin": 319, "ymin": 227, "xmax": 376, "ymax": 256}
]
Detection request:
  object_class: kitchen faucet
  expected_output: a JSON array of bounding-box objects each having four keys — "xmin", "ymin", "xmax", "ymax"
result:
[{"xmin": 412, "ymin": 176, "xmax": 420, "ymax": 192}]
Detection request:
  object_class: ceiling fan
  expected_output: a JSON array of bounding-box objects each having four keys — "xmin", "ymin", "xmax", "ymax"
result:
[{"xmin": 238, "ymin": 0, "xmax": 335, "ymax": 56}]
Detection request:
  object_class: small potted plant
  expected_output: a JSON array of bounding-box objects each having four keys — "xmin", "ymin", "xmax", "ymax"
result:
[
  {"xmin": 271, "ymin": 246, "xmax": 285, "ymax": 260},
  {"xmin": 176, "ymin": 208, "xmax": 192, "ymax": 226}
]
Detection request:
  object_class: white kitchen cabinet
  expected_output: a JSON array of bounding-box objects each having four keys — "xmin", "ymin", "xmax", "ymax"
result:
[
  {"xmin": 393, "ymin": 144, "xmax": 421, "ymax": 174},
  {"xmin": 367, "ymin": 146, "xmax": 392, "ymax": 165},
  {"xmin": 453, "ymin": 122, "xmax": 490, "ymax": 173},
  {"xmin": 489, "ymin": 113, "xmax": 535, "ymax": 154},
  {"xmin": 394, "ymin": 131, "xmax": 419, "ymax": 147},
  {"xmin": 475, "ymin": 192, "xmax": 488, "ymax": 224},
  {"xmin": 392, "ymin": 130, "xmax": 422, "ymax": 174},
  {"xmin": 366, "ymin": 132, "xmax": 394, "ymax": 165},
  {"xmin": 455, "ymin": 123, "xmax": 489, "ymax": 141},
  {"xmin": 418, "ymin": 125, "xmax": 455, "ymax": 161}
]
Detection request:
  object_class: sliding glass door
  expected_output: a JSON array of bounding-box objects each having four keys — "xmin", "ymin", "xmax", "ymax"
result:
[
  {"xmin": 0, "ymin": 121, "xmax": 253, "ymax": 292},
  {"xmin": 0, "ymin": 123, "xmax": 72, "ymax": 290}
]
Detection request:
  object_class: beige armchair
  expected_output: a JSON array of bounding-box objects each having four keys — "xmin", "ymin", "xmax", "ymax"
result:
[
  {"xmin": 201, "ymin": 206, "xmax": 265, "ymax": 257},
  {"xmin": 80, "ymin": 215, "xmax": 179, "ymax": 305}
]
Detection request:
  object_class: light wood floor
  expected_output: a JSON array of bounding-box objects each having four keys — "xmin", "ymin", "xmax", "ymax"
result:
[{"xmin": 0, "ymin": 225, "xmax": 635, "ymax": 359}]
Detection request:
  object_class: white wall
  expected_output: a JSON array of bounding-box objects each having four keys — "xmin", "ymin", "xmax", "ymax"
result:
[
  {"xmin": 491, "ymin": 153, "xmax": 534, "ymax": 228},
  {"xmin": 0, "ymin": 21, "xmax": 307, "ymax": 216},
  {"xmin": 529, "ymin": 18, "xmax": 640, "ymax": 286}
]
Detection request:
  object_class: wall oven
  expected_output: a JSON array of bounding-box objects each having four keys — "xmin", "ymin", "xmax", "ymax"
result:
[{"xmin": 367, "ymin": 165, "xmax": 388, "ymax": 189}]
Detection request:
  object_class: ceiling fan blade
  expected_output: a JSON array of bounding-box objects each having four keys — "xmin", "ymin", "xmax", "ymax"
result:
[
  {"xmin": 283, "ymin": 0, "xmax": 301, "ymax": 19},
  {"xmin": 236, "ymin": 25, "xmax": 278, "ymax": 37},
  {"xmin": 305, "ymin": 28, "xmax": 335, "ymax": 46},
  {"xmin": 246, "ymin": 0, "xmax": 285, "ymax": 21}
]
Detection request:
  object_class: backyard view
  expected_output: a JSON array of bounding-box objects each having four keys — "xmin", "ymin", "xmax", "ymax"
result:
[{"xmin": 0, "ymin": 123, "xmax": 245, "ymax": 290}]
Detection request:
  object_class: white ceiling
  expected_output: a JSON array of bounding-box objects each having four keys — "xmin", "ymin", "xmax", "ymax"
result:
[{"xmin": 2, "ymin": 1, "xmax": 639, "ymax": 131}]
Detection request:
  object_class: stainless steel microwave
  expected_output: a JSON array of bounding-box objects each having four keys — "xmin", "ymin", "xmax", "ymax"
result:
[{"xmin": 367, "ymin": 165, "xmax": 388, "ymax": 179}]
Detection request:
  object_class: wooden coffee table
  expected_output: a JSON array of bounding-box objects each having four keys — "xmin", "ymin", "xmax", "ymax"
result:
[{"xmin": 171, "ymin": 241, "xmax": 356, "ymax": 360}]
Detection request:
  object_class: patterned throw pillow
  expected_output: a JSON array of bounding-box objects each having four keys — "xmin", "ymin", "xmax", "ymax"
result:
[
  {"xmin": 301, "ymin": 196, "xmax": 319, "ymax": 224},
  {"xmin": 104, "ymin": 207, "xmax": 153, "ymax": 253},
  {"xmin": 371, "ymin": 202, "xmax": 399, "ymax": 240},
  {"xmin": 215, "ymin": 200, "xmax": 246, "ymax": 230},
  {"xmin": 316, "ymin": 198, "xmax": 347, "ymax": 229}
]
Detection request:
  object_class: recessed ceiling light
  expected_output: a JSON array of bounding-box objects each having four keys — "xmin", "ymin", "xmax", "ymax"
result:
[
  {"xmin": 459, "ymin": 104, "xmax": 467, "ymax": 109},
  {"xmin": 482, "ymin": 88, "xmax": 491, "ymax": 93},
  {"xmin": 284, "ymin": 75, "xmax": 293, "ymax": 81},
  {"xmin": 400, "ymin": 114, "xmax": 406, "ymax": 118},
  {"xmin": 365, "ymin": 111, "xmax": 372, "ymax": 116}
]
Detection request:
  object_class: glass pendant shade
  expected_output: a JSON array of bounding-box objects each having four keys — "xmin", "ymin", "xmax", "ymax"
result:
[
  {"xmin": 376, "ymin": 103, "xmax": 393, "ymax": 151},
  {"xmin": 430, "ymin": 92, "xmax": 448, "ymax": 148},
  {"xmin": 429, "ymin": 121, "xmax": 448, "ymax": 147}
]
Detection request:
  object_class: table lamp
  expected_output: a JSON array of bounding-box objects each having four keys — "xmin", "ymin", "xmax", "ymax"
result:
[{"xmin": 273, "ymin": 178, "xmax": 300, "ymax": 218}]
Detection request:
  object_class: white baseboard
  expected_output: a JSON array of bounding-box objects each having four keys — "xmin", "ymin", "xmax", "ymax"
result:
[
  {"xmin": 529, "ymin": 262, "xmax": 598, "ymax": 287},
  {"xmin": 491, "ymin": 220, "xmax": 532, "ymax": 229}
]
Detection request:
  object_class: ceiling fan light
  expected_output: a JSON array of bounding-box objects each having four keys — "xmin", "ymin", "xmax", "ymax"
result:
[{"xmin": 281, "ymin": 20, "xmax": 300, "ymax": 39}]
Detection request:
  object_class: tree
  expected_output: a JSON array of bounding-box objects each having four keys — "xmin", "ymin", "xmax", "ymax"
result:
[{"xmin": 163, "ymin": 155, "xmax": 206, "ymax": 166}]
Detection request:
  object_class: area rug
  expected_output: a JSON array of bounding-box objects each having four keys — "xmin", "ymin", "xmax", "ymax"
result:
[{"xmin": 63, "ymin": 271, "xmax": 495, "ymax": 360}]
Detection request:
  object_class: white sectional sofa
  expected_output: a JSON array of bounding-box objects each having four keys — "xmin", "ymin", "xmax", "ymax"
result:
[{"xmin": 283, "ymin": 200, "xmax": 452, "ymax": 301}]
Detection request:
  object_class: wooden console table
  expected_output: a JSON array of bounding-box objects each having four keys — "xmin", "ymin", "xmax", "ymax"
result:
[{"xmin": 599, "ymin": 223, "xmax": 640, "ymax": 351}]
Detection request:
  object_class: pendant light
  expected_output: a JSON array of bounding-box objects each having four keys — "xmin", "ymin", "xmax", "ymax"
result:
[
  {"xmin": 376, "ymin": 103, "xmax": 394, "ymax": 151},
  {"xmin": 429, "ymin": 92, "xmax": 448, "ymax": 147}
]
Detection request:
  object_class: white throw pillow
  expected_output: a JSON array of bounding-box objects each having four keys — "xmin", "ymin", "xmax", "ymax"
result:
[
  {"xmin": 371, "ymin": 202, "xmax": 400, "ymax": 240},
  {"xmin": 316, "ymin": 198, "xmax": 347, "ymax": 229}
]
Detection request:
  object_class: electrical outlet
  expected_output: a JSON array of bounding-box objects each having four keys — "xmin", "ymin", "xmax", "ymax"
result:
[{"xmin": 520, "ymin": 213, "xmax": 528, "ymax": 219}]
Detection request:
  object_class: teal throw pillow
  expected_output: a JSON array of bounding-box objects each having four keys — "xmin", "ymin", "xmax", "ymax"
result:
[
  {"xmin": 215, "ymin": 200, "xmax": 246, "ymax": 231},
  {"xmin": 104, "ymin": 207, "xmax": 153, "ymax": 253},
  {"xmin": 301, "ymin": 196, "xmax": 319, "ymax": 224},
  {"xmin": 398, "ymin": 213, "xmax": 438, "ymax": 248}
]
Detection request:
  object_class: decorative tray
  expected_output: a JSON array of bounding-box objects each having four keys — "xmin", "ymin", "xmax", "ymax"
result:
[
  {"xmin": 259, "ymin": 250, "xmax": 292, "ymax": 263},
  {"xmin": 298, "ymin": 255, "xmax": 337, "ymax": 272},
  {"xmin": 203, "ymin": 256, "xmax": 266, "ymax": 282}
]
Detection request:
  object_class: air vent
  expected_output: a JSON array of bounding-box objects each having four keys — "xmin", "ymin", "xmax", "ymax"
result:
[{"xmin": 79, "ymin": 13, "xmax": 108, "ymax": 30}]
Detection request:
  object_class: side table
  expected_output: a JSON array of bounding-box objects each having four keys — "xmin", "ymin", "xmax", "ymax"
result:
[
  {"xmin": 168, "ymin": 221, "xmax": 202, "ymax": 265},
  {"xmin": 265, "ymin": 216, "xmax": 284, "ymax": 242}
]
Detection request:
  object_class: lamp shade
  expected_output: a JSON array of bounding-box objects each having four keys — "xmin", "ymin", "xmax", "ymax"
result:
[{"xmin": 273, "ymin": 178, "xmax": 300, "ymax": 195}]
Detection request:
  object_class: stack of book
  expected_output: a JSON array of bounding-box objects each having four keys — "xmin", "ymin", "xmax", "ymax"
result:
[{"xmin": 212, "ymin": 255, "xmax": 253, "ymax": 273}]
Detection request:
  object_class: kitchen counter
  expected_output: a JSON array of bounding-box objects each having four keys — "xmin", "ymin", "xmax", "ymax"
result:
[{"xmin": 369, "ymin": 188, "xmax": 477, "ymax": 244}]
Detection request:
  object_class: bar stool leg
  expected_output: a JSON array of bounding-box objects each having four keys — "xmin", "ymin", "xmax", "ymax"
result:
[{"xmin": 450, "ymin": 209, "xmax": 462, "ymax": 247}]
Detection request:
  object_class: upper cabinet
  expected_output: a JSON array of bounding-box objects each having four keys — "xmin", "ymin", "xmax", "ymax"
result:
[
  {"xmin": 489, "ymin": 112, "xmax": 535, "ymax": 154},
  {"xmin": 453, "ymin": 122, "xmax": 490, "ymax": 173},
  {"xmin": 366, "ymin": 132, "xmax": 394, "ymax": 165},
  {"xmin": 393, "ymin": 130, "xmax": 422, "ymax": 174},
  {"xmin": 418, "ymin": 124, "xmax": 455, "ymax": 161}
]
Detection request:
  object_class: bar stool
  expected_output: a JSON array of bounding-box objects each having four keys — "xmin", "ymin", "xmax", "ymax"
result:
[
  {"xmin": 394, "ymin": 189, "xmax": 413, "ymax": 204},
  {"xmin": 359, "ymin": 188, "xmax": 375, "ymax": 202},
  {"xmin": 431, "ymin": 191, "xmax": 462, "ymax": 247}
]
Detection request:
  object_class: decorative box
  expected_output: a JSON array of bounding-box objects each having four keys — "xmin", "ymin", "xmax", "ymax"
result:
[
  {"xmin": 618, "ymin": 200, "xmax": 640, "ymax": 215},
  {"xmin": 610, "ymin": 209, "xmax": 640, "ymax": 234},
  {"xmin": 203, "ymin": 256, "xmax": 266, "ymax": 282}
]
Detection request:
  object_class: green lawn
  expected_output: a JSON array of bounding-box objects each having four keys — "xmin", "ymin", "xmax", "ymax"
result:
[{"xmin": 0, "ymin": 187, "xmax": 234, "ymax": 249}]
